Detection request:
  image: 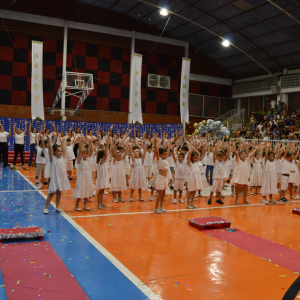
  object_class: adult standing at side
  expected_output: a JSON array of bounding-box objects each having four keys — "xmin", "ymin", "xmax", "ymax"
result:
[
  {"xmin": 0, "ymin": 124, "xmax": 11, "ymax": 168},
  {"xmin": 12, "ymin": 121, "xmax": 28, "ymax": 169},
  {"xmin": 28, "ymin": 123, "xmax": 40, "ymax": 167}
]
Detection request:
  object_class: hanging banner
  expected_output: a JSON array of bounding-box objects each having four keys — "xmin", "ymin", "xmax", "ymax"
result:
[
  {"xmin": 180, "ymin": 57, "xmax": 191, "ymax": 124},
  {"xmin": 131, "ymin": 53, "xmax": 143, "ymax": 125},
  {"xmin": 31, "ymin": 41, "xmax": 44, "ymax": 121}
]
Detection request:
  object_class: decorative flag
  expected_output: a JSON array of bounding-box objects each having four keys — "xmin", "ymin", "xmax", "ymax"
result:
[
  {"xmin": 31, "ymin": 41, "xmax": 44, "ymax": 121},
  {"xmin": 131, "ymin": 53, "xmax": 143, "ymax": 124},
  {"xmin": 180, "ymin": 57, "xmax": 191, "ymax": 124}
]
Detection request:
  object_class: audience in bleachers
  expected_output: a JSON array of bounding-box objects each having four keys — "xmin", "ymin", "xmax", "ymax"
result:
[{"xmin": 235, "ymin": 98, "xmax": 300, "ymax": 141}]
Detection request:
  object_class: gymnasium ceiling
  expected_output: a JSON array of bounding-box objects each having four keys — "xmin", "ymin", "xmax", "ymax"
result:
[
  {"xmin": 74, "ymin": 0, "xmax": 300, "ymax": 78},
  {"xmin": 2, "ymin": 0, "xmax": 300, "ymax": 78}
]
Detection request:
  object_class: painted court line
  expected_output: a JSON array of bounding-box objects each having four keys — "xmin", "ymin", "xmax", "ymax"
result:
[
  {"xmin": 0, "ymin": 190, "xmax": 36, "ymax": 193},
  {"xmin": 17, "ymin": 170, "xmax": 162, "ymax": 300},
  {"xmin": 69, "ymin": 201, "xmax": 300, "ymax": 218}
]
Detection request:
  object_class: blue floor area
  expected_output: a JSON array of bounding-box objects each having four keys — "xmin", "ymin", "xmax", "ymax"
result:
[
  {"xmin": 0, "ymin": 168, "xmax": 35, "ymax": 191},
  {"xmin": 0, "ymin": 167, "xmax": 149, "ymax": 300}
]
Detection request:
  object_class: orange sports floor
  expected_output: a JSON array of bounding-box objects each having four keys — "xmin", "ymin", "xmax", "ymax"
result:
[{"xmin": 20, "ymin": 167, "xmax": 300, "ymax": 300}]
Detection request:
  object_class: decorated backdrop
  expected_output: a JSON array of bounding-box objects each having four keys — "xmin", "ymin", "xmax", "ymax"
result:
[{"xmin": 0, "ymin": 117, "xmax": 183, "ymax": 151}]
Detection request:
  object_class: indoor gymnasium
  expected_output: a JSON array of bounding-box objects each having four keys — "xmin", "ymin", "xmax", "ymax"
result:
[{"xmin": 1, "ymin": 0, "xmax": 300, "ymax": 299}]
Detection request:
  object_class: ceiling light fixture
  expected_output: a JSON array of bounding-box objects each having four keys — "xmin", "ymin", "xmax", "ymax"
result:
[
  {"xmin": 160, "ymin": 8, "xmax": 169, "ymax": 16},
  {"xmin": 222, "ymin": 40, "xmax": 230, "ymax": 47}
]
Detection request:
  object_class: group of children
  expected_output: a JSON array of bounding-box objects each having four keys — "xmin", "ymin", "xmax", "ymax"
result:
[{"xmin": 26, "ymin": 124, "xmax": 300, "ymax": 215}]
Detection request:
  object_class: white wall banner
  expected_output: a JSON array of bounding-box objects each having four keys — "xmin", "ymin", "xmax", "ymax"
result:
[
  {"xmin": 180, "ymin": 57, "xmax": 191, "ymax": 124},
  {"xmin": 131, "ymin": 53, "xmax": 143, "ymax": 125},
  {"xmin": 31, "ymin": 41, "xmax": 44, "ymax": 121}
]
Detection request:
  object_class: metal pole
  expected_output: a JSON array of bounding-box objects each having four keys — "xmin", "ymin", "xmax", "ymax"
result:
[
  {"xmin": 183, "ymin": 42, "xmax": 189, "ymax": 133},
  {"xmin": 184, "ymin": 42, "xmax": 189, "ymax": 58},
  {"xmin": 61, "ymin": 20, "xmax": 68, "ymax": 117},
  {"xmin": 128, "ymin": 31, "xmax": 135, "ymax": 124}
]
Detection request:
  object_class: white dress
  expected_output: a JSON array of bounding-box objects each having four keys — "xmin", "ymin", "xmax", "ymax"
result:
[
  {"xmin": 95, "ymin": 158, "xmax": 110, "ymax": 190},
  {"xmin": 188, "ymin": 163, "xmax": 203, "ymax": 192},
  {"xmin": 124, "ymin": 155, "xmax": 130, "ymax": 175},
  {"xmin": 199, "ymin": 162, "xmax": 208, "ymax": 189},
  {"xmin": 289, "ymin": 161, "xmax": 296, "ymax": 184},
  {"xmin": 48, "ymin": 156, "xmax": 71, "ymax": 193},
  {"xmin": 72, "ymin": 158, "xmax": 94, "ymax": 198},
  {"xmin": 152, "ymin": 158, "xmax": 159, "ymax": 189},
  {"xmin": 111, "ymin": 160, "xmax": 127, "ymax": 192},
  {"xmin": 43, "ymin": 148, "xmax": 52, "ymax": 179},
  {"xmin": 231, "ymin": 158, "xmax": 251, "ymax": 186},
  {"xmin": 225, "ymin": 158, "xmax": 232, "ymax": 179},
  {"xmin": 261, "ymin": 160, "xmax": 278, "ymax": 196},
  {"xmin": 294, "ymin": 160, "xmax": 300, "ymax": 187},
  {"xmin": 129, "ymin": 158, "xmax": 147, "ymax": 189},
  {"xmin": 249, "ymin": 158, "xmax": 263, "ymax": 186}
]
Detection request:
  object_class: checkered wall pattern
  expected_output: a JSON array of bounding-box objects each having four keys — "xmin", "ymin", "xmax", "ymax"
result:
[{"xmin": 0, "ymin": 31, "xmax": 233, "ymax": 117}]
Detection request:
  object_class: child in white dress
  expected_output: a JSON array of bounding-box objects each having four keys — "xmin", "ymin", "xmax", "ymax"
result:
[
  {"xmin": 261, "ymin": 143, "xmax": 278, "ymax": 204},
  {"xmin": 41, "ymin": 134, "xmax": 57, "ymax": 187},
  {"xmin": 231, "ymin": 141, "xmax": 258, "ymax": 205},
  {"xmin": 95, "ymin": 140, "xmax": 110, "ymax": 209},
  {"xmin": 65, "ymin": 135, "xmax": 76, "ymax": 181},
  {"xmin": 73, "ymin": 138, "xmax": 94, "ymax": 211},
  {"xmin": 153, "ymin": 137, "xmax": 169, "ymax": 214},
  {"xmin": 186, "ymin": 146, "xmax": 203, "ymax": 209},
  {"xmin": 35, "ymin": 135, "xmax": 46, "ymax": 190},
  {"xmin": 111, "ymin": 144, "xmax": 129, "ymax": 203},
  {"xmin": 144, "ymin": 145, "xmax": 154, "ymax": 186},
  {"xmin": 208, "ymin": 141, "xmax": 230, "ymax": 205},
  {"xmin": 172, "ymin": 151, "xmax": 186, "ymax": 204},
  {"xmin": 129, "ymin": 144, "xmax": 147, "ymax": 202},
  {"xmin": 150, "ymin": 155, "xmax": 159, "ymax": 201},
  {"xmin": 289, "ymin": 150, "xmax": 299, "ymax": 199},
  {"xmin": 44, "ymin": 136, "xmax": 71, "ymax": 214},
  {"xmin": 277, "ymin": 142, "xmax": 295, "ymax": 203},
  {"xmin": 249, "ymin": 153, "xmax": 263, "ymax": 194}
]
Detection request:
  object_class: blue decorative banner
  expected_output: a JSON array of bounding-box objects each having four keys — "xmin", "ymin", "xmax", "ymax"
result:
[{"xmin": 0, "ymin": 117, "xmax": 183, "ymax": 151}]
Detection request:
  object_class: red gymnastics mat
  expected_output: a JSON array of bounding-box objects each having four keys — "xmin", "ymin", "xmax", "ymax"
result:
[
  {"xmin": 0, "ymin": 242, "xmax": 89, "ymax": 300},
  {"xmin": 292, "ymin": 208, "xmax": 300, "ymax": 215},
  {"xmin": 189, "ymin": 216, "xmax": 231, "ymax": 231},
  {"xmin": 204, "ymin": 229, "xmax": 300, "ymax": 273}
]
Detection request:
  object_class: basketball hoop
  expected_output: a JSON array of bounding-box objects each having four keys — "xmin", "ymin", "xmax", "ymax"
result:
[{"xmin": 51, "ymin": 72, "xmax": 94, "ymax": 113}]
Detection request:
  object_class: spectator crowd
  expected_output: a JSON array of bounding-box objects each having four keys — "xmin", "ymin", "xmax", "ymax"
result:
[{"xmin": 235, "ymin": 98, "xmax": 300, "ymax": 141}]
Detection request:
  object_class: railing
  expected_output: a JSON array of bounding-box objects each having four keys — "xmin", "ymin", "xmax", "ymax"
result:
[
  {"xmin": 231, "ymin": 138, "xmax": 300, "ymax": 148},
  {"xmin": 215, "ymin": 109, "xmax": 245, "ymax": 131}
]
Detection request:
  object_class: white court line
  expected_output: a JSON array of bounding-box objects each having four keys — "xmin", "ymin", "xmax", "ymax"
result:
[
  {"xmin": 0, "ymin": 190, "xmax": 38, "ymax": 193},
  {"xmin": 70, "ymin": 200, "xmax": 300, "ymax": 218},
  {"xmin": 16, "ymin": 170, "xmax": 162, "ymax": 300}
]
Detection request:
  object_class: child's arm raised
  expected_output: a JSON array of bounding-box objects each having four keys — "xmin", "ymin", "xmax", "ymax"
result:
[
  {"xmin": 77, "ymin": 136, "xmax": 83, "ymax": 164},
  {"xmin": 265, "ymin": 142, "xmax": 270, "ymax": 163},
  {"xmin": 129, "ymin": 143, "xmax": 135, "ymax": 163},
  {"xmin": 62, "ymin": 137, "xmax": 67, "ymax": 159}
]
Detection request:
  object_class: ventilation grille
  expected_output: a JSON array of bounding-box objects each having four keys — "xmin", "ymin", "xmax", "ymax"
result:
[
  {"xmin": 232, "ymin": 77, "xmax": 277, "ymax": 96},
  {"xmin": 281, "ymin": 74, "xmax": 300, "ymax": 89},
  {"xmin": 148, "ymin": 74, "xmax": 171, "ymax": 89}
]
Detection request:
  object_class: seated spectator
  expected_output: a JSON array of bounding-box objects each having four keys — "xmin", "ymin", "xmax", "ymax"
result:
[
  {"xmin": 270, "ymin": 121, "xmax": 277, "ymax": 131},
  {"xmin": 240, "ymin": 125, "xmax": 247, "ymax": 136},
  {"xmin": 269, "ymin": 112, "xmax": 275, "ymax": 120},
  {"xmin": 273, "ymin": 128, "xmax": 280, "ymax": 138},
  {"xmin": 288, "ymin": 106, "xmax": 293, "ymax": 115},
  {"xmin": 291, "ymin": 111, "xmax": 297, "ymax": 120},
  {"xmin": 285, "ymin": 116, "xmax": 292, "ymax": 126},
  {"xmin": 251, "ymin": 109, "xmax": 258, "ymax": 118}
]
